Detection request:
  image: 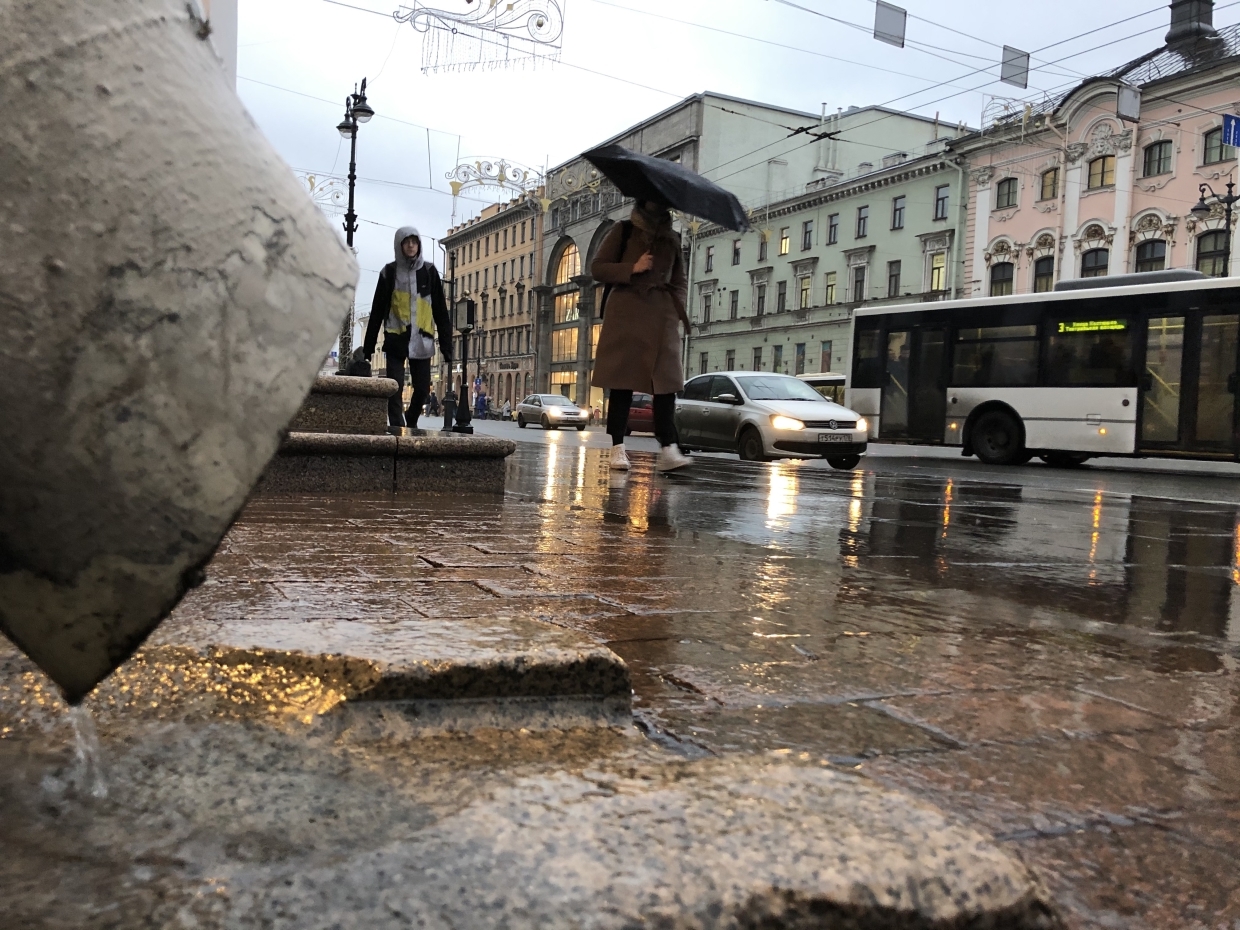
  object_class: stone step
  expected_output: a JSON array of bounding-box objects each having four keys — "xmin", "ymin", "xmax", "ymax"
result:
[{"xmin": 286, "ymin": 376, "xmax": 397, "ymax": 435}]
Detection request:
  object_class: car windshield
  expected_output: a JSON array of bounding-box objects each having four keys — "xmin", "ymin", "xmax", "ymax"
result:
[
  {"xmin": 735, "ymin": 375, "xmax": 825, "ymax": 402},
  {"xmin": 542, "ymin": 395, "xmax": 575, "ymax": 407}
]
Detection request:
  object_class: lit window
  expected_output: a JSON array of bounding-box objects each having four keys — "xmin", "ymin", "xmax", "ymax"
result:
[
  {"xmin": 929, "ymin": 252, "xmax": 946, "ymax": 292},
  {"xmin": 995, "ymin": 177, "xmax": 1018, "ymax": 209},
  {"xmin": 779, "ymin": 228, "xmax": 790, "ymax": 255},
  {"xmin": 554, "ymin": 292, "xmax": 579, "ymax": 323},
  {"xmin": 1142, "ymin": 141, "xmax": 1173, "ymax": 177},
  {"xmin": 552, "ymin": 328, "xmax": 578, "ymax": 362},
  {"xmin": 824, "ymin": 271, "xmax": 836, "ymax": 304},
  {"xmin": 554, "ymin": 243, "xmax": 580, "ymax": 285},
  {"xmin": 1040, "ymin": 169, "xmax": 1059, "ymax": 201},
  {"xmin": 1087, "ymin": 156, "xmax": 1115, "ymax": 189},
  {"xmin": 798, "ymin": 276, "xmax": 811, "ymax": 309}
]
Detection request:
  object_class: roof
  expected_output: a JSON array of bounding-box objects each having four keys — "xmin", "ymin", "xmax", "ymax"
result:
[{"xmin": 1105, "ymin": 21, "xmax": 1240, "ymax": 86}]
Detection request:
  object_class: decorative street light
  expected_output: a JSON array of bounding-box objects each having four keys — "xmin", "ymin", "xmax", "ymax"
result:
[
  {"xmin": 334, "ymin": 78, "xmax": 374, "ymax": 369},
  {"xmin": 453, "ymin": 295, "xmax": 476, "ymax": 434},
  {"xmin": 1190, "ymin": 180, "xmax": 1238, "ymax": 276}
]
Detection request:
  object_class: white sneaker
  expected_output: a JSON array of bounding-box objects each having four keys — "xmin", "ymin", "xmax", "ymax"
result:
[
  {"xmin": 610, "ymin": 445, "xmax": 630, "ymax": 471},
  {"xmin": 655, "ymin": 446, "xmax": 692, "ymax": 472}
]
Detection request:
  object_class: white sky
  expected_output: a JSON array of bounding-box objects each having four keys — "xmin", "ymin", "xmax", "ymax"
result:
[{"xmin": 236, "ymin": 0, "xmax": 1240, "ymax": 292}]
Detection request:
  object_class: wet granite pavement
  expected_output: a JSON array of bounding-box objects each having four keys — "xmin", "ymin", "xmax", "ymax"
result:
[{"xmin": 2, "ymin": 437, "xmax": 1238, "ymax": 928}]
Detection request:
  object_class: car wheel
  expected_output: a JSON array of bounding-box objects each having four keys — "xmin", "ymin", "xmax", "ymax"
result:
[
  {"xmin": 541, "ymin": 415, "xmax": 556, "ymax": 430},
  {"xmin": 971, "ymin": 409, "xmax": 1025, "ymax": 466},
  {"xmin": 576, "ymin": 424, "xmax": 586, "ymax": 431},
  {"xmin": 738, "ymin": 427, "xmax": 766, "ymax": 462},
  {"xmin": 517, "ymin": 414, "xmax": 526, "ymax": 428},
  {"xmin": 826, "ymin": 454, "xmax": 861, "ymax": 470},
  {"xmin": 1040, "ymin": 451, "xmax": 1090, "ymax": 468}
]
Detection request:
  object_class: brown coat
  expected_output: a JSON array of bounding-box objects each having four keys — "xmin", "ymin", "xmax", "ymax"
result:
[{"xmin": 589, "ymin": 220, "xmax": 689, "ymax": 395}]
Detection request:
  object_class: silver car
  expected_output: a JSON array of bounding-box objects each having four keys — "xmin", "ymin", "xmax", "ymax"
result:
[
  {"xmin": 515, "ymin": 393, "xmax": 589, "ymax": 431},
  {"xmin": 675, "ymin": 372, "xmax": 868, "ymax": 469}
]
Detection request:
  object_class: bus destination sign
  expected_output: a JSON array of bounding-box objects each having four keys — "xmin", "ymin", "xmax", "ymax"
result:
[{"xmin": 1057, "ymin": 319, "xmax": 1127, "ymax": 334}]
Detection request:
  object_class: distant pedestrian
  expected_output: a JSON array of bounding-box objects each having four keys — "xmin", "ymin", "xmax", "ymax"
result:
[
  {"xmin": 502, "ymin": 399, "xmax": 512, "ymax": 420},
  {"xmin": 427, "ymin": 389, "xmax": 440, "ymax": 416},
  {"xmin": 362, "ymin": 227, "xmax": 453, "ymax": 430},
  {"xmin": 591, "ymin": 199, "xmax": 692, "ymax": 472}
]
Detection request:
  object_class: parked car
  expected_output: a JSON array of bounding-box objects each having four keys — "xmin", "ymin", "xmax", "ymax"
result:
[
  {"xmin": 515, "ymin": 393, "xmax": 589, "ymax": 431},
  {"xmin": 796, "ymin": 371, "xmax": 847, "ymax": 405},
  {"xmin": 675, "ymin": 372, "xmax": 868, "ymax": 469},
  {"xmin": 625, "ymin": 392, "xmax": 654, "ymax": 434}
]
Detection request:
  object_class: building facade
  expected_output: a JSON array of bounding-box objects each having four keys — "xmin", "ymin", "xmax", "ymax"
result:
[
  {"xmin": 442, "ymin": 195, "xmax": 544, "ymax": 411},
  {"xmin": 952, "ymin": 0, "xmax": 1240, "ymax": 297}
]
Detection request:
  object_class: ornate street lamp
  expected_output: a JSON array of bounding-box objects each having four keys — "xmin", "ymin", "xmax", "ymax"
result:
[
  {"xmin": 453, "ymin": 296, "xmax": 476, "ymax": 434},
  {"xmin": 334, "ymin": 78, "xmax": 374, "ymax": 369},
  {"xmin": 1190, "ymin": 180, "xmax": 1238, "ymax": 276}
]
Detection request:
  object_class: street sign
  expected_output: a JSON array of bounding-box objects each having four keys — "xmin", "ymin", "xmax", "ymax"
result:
[
  {"xmin": 873, "ymin": 2, "xmax": 906, "ymax": 48},
  {"xmin": 1117, "ymin": 85, "xmax": 1141, "ymax": 123},
  {"xmin": 1000, "ymin": 47, "xmax": 1029, "ymax": 89},
  {"xmin": 1223, "ymin": 114, "xmax": 1240, "ymax": 148}
]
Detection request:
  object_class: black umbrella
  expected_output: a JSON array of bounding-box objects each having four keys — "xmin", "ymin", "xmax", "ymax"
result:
[{"xmin": 582, "ymin": 144, "xmax": 750, "ymax": 232}]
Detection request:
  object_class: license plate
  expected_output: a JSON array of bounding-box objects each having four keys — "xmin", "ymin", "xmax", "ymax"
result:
[{"xmin": 818, "ymin": 433, "xmax": 852, "ymax": 443}]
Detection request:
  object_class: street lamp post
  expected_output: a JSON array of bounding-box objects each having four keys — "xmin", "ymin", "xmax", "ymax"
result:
[
  {"xmin": 1191, "ymin": 180, "xmax": 1239, "ymax": 276},
  {"xmin": 334, "ymin": 78, "xmax": 375, "ymax": 370},
  {"xmin": 454, "ymin": 297, "xmax": 476, "ymax": 434}
]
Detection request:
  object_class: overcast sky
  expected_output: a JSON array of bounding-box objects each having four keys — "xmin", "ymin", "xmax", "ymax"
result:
[{"xmin": 236, "ymin": 0, "xmax": 1240, "ymax": 296}]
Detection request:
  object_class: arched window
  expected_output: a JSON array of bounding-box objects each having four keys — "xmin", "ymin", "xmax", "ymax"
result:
[
  {"xmin": 1081, "ymin": 248, "xmax": 1109, "ymax": 277},
  {"xmin": 1203, "ymin": 127, "xmax": 1234, "ymax": 165},
  {"xmin": 1033, "ymin": 256, "xmax": 1055, "ymax": 292},
  {"xmin": 995, "ymin": 178, "xmax": 1019, "ymax": 209},
  {"xmin": 1135, "ymin": 240, "xmax": 1166, "ymax": 273},
  {"xmin": 1039, "ymin": 168, "xmax": 1059, "ymax": 201},
  {"xmin": 1142, "ymin": 140, "xmax": 1173, "ymax": 177},
  {"xmin": 1087, "ymin": 156, "xmax": 1115, "ymax": 190},
  {"xmin": 1197, "ymin": 231, "xmax": 1229, "ymax": 276},
  {"xmin": 989, "ymin": 261, "xmax": 1014, "ymax": 296},
  {"xmin": 554, "ymin": 243, "xmax": 580, "ymax": 285}
]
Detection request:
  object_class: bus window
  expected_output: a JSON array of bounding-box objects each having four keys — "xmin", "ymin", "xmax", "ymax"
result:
[
  {"xmin": 1045, "ymin": 318, "xmax": 1135, "ymax": 386},
  {"xmin": 852, "ymin": 327, "xmax": 885, "ymax": 388},
  {"xmin": 951, "ymin": 325, "xmax": 1038, "ymax": 386}
]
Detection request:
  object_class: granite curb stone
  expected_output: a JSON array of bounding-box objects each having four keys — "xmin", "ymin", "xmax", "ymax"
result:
[{"xmin": 307, "ymin": 375, "xmax": 399, "ymax": 398}]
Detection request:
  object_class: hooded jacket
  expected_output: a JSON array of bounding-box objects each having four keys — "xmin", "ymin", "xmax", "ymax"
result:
[{"xmin": 363, "ymin": 226, "xmax": 453, "ymax": 360}]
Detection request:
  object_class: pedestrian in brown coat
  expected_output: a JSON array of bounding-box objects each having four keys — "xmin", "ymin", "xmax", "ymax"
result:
[{"xmin": 590, "ymin": 200, "xmax": 693, "ymax": 473}]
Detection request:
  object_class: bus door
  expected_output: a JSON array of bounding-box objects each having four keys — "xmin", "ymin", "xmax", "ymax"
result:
[
  {"xmin": 1139, "ymin": 310, "xmax": 1239, "ymax": 456},
  {"xmin": 881, "ymin": 327, "xmax": 948, "ymax": 442}
]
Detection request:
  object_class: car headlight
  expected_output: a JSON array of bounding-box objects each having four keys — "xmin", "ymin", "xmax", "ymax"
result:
[
  {"xmin": 546, "ymin": 408, "xmax": 561, "ymax": 416},
  {"xmin": 770, "ymin": 415, "xmax": 805, "ymax": 431},
  {"xmin": 856, "ymin": 417, "xmax": 868, "ymax": 432}
]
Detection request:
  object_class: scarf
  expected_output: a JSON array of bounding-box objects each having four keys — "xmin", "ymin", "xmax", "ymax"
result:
[{"xmin": 389, "ymin": 225, "xmax": 434, "ymax": 335}]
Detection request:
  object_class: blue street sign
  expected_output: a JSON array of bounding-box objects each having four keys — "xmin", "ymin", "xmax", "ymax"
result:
[{"xmin": 1223, "ymin": 114, "xmax": 1240, "ymax": 148}]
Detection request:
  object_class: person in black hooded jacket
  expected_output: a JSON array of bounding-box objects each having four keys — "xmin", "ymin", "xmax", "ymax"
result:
[{"xmin": 363, "ymin": 225, "xmax": 453, "ymax": 429}]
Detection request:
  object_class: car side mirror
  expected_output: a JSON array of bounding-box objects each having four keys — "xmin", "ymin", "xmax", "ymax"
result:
[{"xmin": 715, "ymin": 393, "xmax": 740, "ymax": 404}]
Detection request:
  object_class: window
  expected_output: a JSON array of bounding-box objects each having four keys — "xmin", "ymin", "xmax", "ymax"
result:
[
  {"xmin": 520, "ymin": 223, "xmax": 526, "ymax": 244},
  {"xmin": 571, "ymin": 200, "xmax": 579, "ymax": 222},
  {"xmin": 485, "ymin": 236, "xmax": 490, "ymax": 257},
  {"xmin": 1197, "ymin": 231, "xmax": 1229, "ymax": 276},
  {"xmin": 758, "ymin": 235, "xmax": 769, "ymax": 262},
  {"xmin": 852, "ymin": 265, "xmax": 866, "ymax": 301},
  {"xmin": 684, "ymin": 376, "xmax": 710, "ymax": 401},
  {"xmin": 554, "ymin": 243, "xmax": 580, "ymax": 284},
  {"xmin": 776, "ymin": 280, "xmax": 787, "ymax": 312},
  {"xmin": 802, "ymin": 220, "xmax": 813, "ymax": 250},
  {"xmin": 752, "ymin": 347, "xmax": 763, "ymax": 370},
  {"xmin": 772, "ymin": 344, "xmax": 783, "ymax": 372},
  {"xmin": 705, "ymin": 246, "xmax": 714, "ymax": 272},
  {"xmin": 1033, "ymin": 256, "xmax": 1055, "ymax": 292},
  {"xmin": 827, "ymin": 213, "xmax": 839, "ymax": 244},
  {"xmin": 1204, "ymin": 127, "xmax": 1234, "ymax": 165},
  {"xmin": 995, "ymin": 177, "xmax": 1018, "ymax": 209},
  {"xmin": 756, "ymin": 284, "xmax": 766, "ymax": 316},
  {"xmin": 725, "ymin": 349, "xmax": 736, "ymax": 370},
  {"xmin": 701, "ymin": 293, "xmax": 712, "ymax": 323},
  {"xmin": 952, "ymin": 325, "xmax": 1039, "ymax": 387},
  {"xmin": 551, "ymin": 328, "xmax": 578, "ymax": 362},
  {"xmin": 1040, "ymin": 168, "xmax": 1060, "ymax": 201},
  {"xmin": 554, "ymin": 291, "xmax": 579, "ymax": 323},
  {"xmin": 698, "ymin": 353, "xmax": 709, "ymax": 376},
  {"xmin": 851, "ymin": 327, "xmax": 884, "ymax": 388},
  {"xmin": 798, "ymin": 276, "xmax": 811, "ymax": 309},
  {"xmin": 550, "ymin": 207, "xmax": 560, "ymax": 228},
  {"xmin": 1135, "ymin": 239, "xmax": 1167, "ymax": 273},
  {"xmin": 732, "ymin": 239, "xmax": 741, "ymax": 265},
  {"xmin": 891, "ymin": 196, "xmax": 905, "ymax": 229},
  {"xmin": 729, "ymin": 290, "xmax": 739, "ymax": 319},
  {"xmin": 1143, "ymin": 140, "xmax": 1173, "ymax": 177},
  {"xmin": 1087, "ymin": 155, "xmax": 1115, "ymax": 189},
  {"xmin": 934, "ymin": 185, "xmax": 950, "ymax": 220},
  {"xmin": 484, "ymin": 268, "xmax": 489, "ymax": 289},
  {"xmin": 502, "ymin": 228, "xmax": 508, "ymax": 249},
  {"xmin": 930, "ymin": 252, "xmax": 946, "ymax": 292},
  {"xmin": 794, "ymin": 343, "xmax": 806, "ymax": 375},
  {"xmin": 824, "ymin": 271, "xmax": 836, "ymax": 304},
  {"xmin": 856, "ymin": 206, "xmax": 869, "ymax": 238},
  {"xmin": 779, "ymin": 228, "xmax": 790, "ymax": 255},
  {"xmin": 1081, "ymin": 248, "xmax": 1109, "ymax": 277},
  {"xmin": 989, "ymin": 261, "xmax": 1014, "ymax": 296},
  {"xmin": 887, "ymin": 260, "xmax": 902, "ymax": 298},
  {"xmin": 819, "ymin": 340, "xmax": 833, "ymax": 372},
  {"xmin": 520, "ymin": 256, "xmax": 525, "ymax": 279},
  {"xmin": 1045, "ymin": 318, "xmax": 1133, "ymax": 386}
]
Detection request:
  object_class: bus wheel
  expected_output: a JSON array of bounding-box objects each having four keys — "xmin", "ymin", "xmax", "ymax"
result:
[
  {"xmin": 1041, "ymin": 451, "xmax": 1090, "ymax": 468},
  {"xmin": 826, "ymin": 454, "xmax": 861, "ymax": 470},
  {"xmin": 972, "ymin": 409, "xmax": 1025, "ymax": 465}
]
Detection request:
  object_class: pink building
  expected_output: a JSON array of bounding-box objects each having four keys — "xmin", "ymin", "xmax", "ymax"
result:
[{"xmin": 954, "ymin": 0, "xmax": 1240, "ymax": 296}]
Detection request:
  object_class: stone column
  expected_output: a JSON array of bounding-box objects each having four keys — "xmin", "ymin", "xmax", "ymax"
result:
[
  {"xmin": 970, "ymin": 167, "xmax": 994, "ymax": 296},
  {"xmin": 532, "ymin": 285, "xmax": 553, "ymax": 393}
]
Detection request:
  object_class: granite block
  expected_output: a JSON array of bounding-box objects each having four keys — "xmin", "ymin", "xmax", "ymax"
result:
[
  {"xmin": 287, "ymin": 392, "xmax": 388, "ymax": 435},
  {"xmin": 396, "ymin": 455, "xmax": 507, "ymax": 494},
  {"xmin": 258, "ymin": 452, "xmax": 395, "ymax": 494},
  {"xmin": 395, "ymin": 434, "xmax": 516, "ymax": 458},
  {"xmin": 308, "ymin": 375, "xmax": 399, "ymax": 398},
  {"xmin": 279, "ymin": 432, "xmax": 397, "ymax": 456}
]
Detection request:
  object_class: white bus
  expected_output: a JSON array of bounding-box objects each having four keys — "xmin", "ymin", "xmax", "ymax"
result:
[{"xmin": 847, "ymin": 271, "xmax": 1239, "ymax": 466}]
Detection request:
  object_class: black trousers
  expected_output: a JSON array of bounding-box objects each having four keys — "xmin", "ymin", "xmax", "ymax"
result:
[
  {"xmin": 607, "ymin": 390, "xmax": 678, "ymax": 447},
  {"xmin": 383, "ymin": 330, "xmax": 431, "ymax": 428}
]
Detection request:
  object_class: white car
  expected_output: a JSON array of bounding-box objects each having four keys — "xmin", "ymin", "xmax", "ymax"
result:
[
  {"xmin": 675, "ymin": 372, "xmax": 868, "ymax": 469},
  {"xmin": 515, "ymin": 393, "xmax": 589, "ymax": 431}
]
